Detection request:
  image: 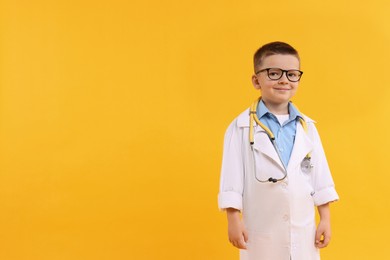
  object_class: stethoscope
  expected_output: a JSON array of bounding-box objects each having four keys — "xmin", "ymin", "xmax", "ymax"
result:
[{"xmin": 249, "ymin": 97, "xmax": 313, "ymax": 183}]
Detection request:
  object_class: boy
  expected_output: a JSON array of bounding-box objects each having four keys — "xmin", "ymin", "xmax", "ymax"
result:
[{"xmin": 218, "ymin": 42, "xmax": 339, "ymax": 260}]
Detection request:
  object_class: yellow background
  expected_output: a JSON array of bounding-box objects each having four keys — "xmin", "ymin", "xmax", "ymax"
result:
[{"xmin": 1, "ymin": 0, "xmax": 389, "ymax": 259}]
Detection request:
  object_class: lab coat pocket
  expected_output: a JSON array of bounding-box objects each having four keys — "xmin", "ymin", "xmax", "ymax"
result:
[
  {"xmin": 300, "ymin": 157, "xmax": 314, "ymax": 175},
  {"xmin": 298, "ymin": 162, "xmax": 316, "ymax": 200}
]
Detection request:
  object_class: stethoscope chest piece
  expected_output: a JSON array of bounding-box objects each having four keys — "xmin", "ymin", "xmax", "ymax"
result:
[{"xmin": 301, "ymin": 157, "xmax": 313, "ymax": 174}]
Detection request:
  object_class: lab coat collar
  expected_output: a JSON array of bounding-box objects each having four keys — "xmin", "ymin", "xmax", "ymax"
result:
[
  {"xmin": 252, "ymin": 128, "xmax": 285, "ymax": 171},
  {"xmin": 250, "ymin": 121, "xmax": 315, "ymax": 172},
  {"xmin": 236, "ymin": 109, "xmax": 285, "ymax": 170},
  {"xmin": 236, "ymin": 107, "xmax": 315, "ymax": 170}
]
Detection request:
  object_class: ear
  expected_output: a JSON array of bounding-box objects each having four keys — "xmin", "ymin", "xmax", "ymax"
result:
[{"xmin": 252, "ymin": 74, "xmax": 261, "ymax": 90}]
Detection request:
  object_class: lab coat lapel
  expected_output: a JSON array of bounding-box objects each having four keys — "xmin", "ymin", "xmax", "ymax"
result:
[
  {"xmin": 287, "ymin": 122, "xmax": 314, "ymax": 172},
  {"xmin": 252, "ymin": 126, "xmax": 285, "ymax": 170}
]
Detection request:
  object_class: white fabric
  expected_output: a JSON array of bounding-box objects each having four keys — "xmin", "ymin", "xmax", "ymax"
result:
[
  {"xmin": 218, "ymin": 108, "xmax": 339, "ymax": 260},
  {"xmin": 275, "ymin": 114, "xmax": 289, "ymax": 126}
]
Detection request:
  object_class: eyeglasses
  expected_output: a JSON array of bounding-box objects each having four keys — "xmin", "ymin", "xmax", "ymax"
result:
[{"xmin": 255, "ymin": 68, "xmax": 303, "ymax": 82}]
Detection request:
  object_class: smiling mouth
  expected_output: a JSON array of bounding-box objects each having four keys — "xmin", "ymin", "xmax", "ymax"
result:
[{"xmin": 274, "ymin": 88, "xmax": 290, "ymax": 91}]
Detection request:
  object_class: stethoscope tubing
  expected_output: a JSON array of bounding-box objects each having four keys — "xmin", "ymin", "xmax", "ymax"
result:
[{"xmin": 249, "ymin": 97, "xmax": 312, "ymax": 183}]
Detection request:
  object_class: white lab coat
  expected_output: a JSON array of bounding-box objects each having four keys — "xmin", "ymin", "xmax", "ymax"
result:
[{"xmin": 218, "ymin": 108, "xmax": 339, "ymax": 260}]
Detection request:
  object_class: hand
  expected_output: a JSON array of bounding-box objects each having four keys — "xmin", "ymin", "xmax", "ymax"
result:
[
  {"xmin": 315, "ymin": 219, "xmax": 331, "ymax": 248},
  {"xmin": 226, "ymin": 208, "xmax": 248, "ymax": 249}
]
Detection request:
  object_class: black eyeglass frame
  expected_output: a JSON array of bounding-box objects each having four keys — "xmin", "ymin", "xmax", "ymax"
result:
[{"xmin": 255, "ymin": 68, "xmax": 304, "ymax": 82}]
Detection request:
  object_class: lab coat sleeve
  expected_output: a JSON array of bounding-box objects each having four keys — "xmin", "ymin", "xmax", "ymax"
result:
[
  {"xmin": 310, "ymin": 124, "xmax": 339, "ymax": 206},
  {"xmin": 218, "ymin": 119, "xmax": 245, "ymax": 211}
]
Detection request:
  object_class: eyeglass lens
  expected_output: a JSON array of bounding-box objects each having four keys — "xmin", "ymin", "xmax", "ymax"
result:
[{"xmin": 267, "ymin": 68, "xmax": 302, "ymax": 82}]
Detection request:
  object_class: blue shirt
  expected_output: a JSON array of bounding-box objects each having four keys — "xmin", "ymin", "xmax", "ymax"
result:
[{"xmin": 256, "ymin": 100, "xmax": 303, "ymax": 168}]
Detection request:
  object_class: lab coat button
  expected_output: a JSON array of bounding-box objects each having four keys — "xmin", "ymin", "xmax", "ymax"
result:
[{"xmin": 283, "ymin": 214, "xmax": 289, "ymax": 221}]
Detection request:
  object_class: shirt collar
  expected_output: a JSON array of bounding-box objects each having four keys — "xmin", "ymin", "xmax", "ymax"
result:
[{"xmin": 257, "ymin": 99, "xmax": 303, "ymax": 121}]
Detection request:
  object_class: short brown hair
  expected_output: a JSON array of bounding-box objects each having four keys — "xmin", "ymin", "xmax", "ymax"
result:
[{"xmin": 253, "ymin": 41, "xmax": 300, "ymax": 73}]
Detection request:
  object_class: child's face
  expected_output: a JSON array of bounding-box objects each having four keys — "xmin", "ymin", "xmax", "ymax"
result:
[{"xmin": 252, "ymin": 54, "xmax": 300, "ymax": 107}]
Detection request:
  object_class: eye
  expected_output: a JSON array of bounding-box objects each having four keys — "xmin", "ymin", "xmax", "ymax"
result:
[
  {"xmin": 287, "ymin": 71, "xmax": 301, "ymax": 78},
  {"xmin": 268, "ymin": 69, "xmax": 282, "ymax": 77}
]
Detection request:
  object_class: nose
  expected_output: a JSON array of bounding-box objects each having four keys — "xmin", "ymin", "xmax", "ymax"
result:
[{"xmin": 278, "ymin": 72, "xmax": 289, "ymax": 84}]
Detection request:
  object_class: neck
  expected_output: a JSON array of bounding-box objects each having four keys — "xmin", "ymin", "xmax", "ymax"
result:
[{"xmin": 262, "ymin": 99, "xmax": 289, "ymax": 115}]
